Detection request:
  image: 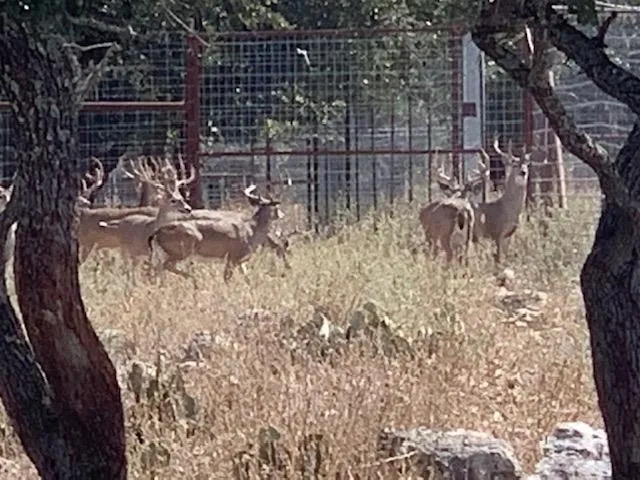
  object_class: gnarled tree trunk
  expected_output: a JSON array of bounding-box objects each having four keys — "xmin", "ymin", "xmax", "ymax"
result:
[
  {"xmin": 580, "ymin": 125, "xmax": 640, "ymax": 478},
  {"xmin": 0, "ymin": 17, "xmax": 126, "ymax": 478},
  {"xmin": 473, "ymin": 2, "xmax": 640, "ymax": 478}
]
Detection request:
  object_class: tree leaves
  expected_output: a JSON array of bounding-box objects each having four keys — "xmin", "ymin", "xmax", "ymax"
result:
[{"xmin": 565, "ymin": 0, "xmax": 599, "ymax": 26}]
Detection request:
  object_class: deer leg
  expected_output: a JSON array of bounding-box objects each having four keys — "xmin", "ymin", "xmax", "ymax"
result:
[
  {"xmin": 128, "ymin": 254, "xmax": 138, "ymax": 287},
  {"xmin": 238, "ymin": 262, "xmax": 252, "ymax": 285},
  {"xmin": 78, "ymin": 243, "xmax": 94, "ymax": 265},
  {"xmin": 164, "ymin": 260, "xmax": 194, "ymax": 283},
  {"xmin": 502, "ymin": 235, "xmax": 512, "ymax": 260},
  {"xmin": 223, "ymin": 260, "xmax": 235, "ymax": 283},
  {"xmin": 267, "ymin": 234, "xmax": 291, "ymax": 269},
  {"xmin": 444, "ymin": 241, "xmax": 454, "ymax": 263},
  {"xmin": 494, "ymin": 238, "xmax": 503, "ymax": 264}
]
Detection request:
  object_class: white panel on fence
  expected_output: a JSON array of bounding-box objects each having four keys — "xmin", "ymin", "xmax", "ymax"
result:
[{"xmin": 462, "ymin": 32, "xmax": 484, "ymax": 188}]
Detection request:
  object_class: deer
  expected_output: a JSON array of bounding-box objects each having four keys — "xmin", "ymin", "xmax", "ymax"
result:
[
  {"xmin": 77, "ymin": 155, "xmax": 195, "ymax": 263},
  {"xmin": 96, "ymin": 168, "xmax": 192, "ymax": 283},
  {"xmin": 0, "ymin": 158, "xmax": 106, "ymax": 270},
  {"xmin": 119, "ymin": 154, "xmax": 196, "ymax": 207},
  {"xmin": 471, "ymin": 136, "xmax": 531, "ymax": 264},
  {"xmin": 419, "ymin": 151, "xmax": 488, "ymax": 265},
  {"xmin": 147, "ymin": 184, "xmax": 287, "ymax": 284}
]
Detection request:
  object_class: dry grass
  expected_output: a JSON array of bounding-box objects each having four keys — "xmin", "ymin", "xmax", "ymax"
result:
[{"xmin": 0, "ymin": 194, "xmax": 604, "ymax": 478}]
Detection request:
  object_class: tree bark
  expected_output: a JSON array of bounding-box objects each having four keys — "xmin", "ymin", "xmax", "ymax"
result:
[
  {"xmin": 0, "ymin": 16, "xmax": 126, "ymax": 479},
  {"xmin": 472, "ymin": 3, "xmax": 640, "ymax": 478}
]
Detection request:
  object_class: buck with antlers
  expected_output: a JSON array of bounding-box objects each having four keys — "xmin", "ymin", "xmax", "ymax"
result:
[
  {"xmin": 120, "ymin": 154, "xmax": 196, "ymax": 207},
  {"xmin": 147, "ymin": 184, "xmax": 288, "ymax": 284},
  {"xmin": 93, "ymin": 160, "xmax": 195, "ymax": 281},
  {"xmin": 471, "ymin": 136, "xmax": 531, "ymax": 264},
  {"xmin": 0, "ymin": 158, "xmax": 106, "ymax": 270},
  {"xmin": 77, "ymin": 155, "xmax": 196, "ymax": 263},
  {"xmin": 419, "ymin": 151, "xmax": 488, "ymax": 264}
]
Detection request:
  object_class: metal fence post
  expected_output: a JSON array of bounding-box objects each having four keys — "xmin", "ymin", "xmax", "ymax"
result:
[{"xmin": 185, "ymin": 34, "xmax": 203, "ymax": 208}]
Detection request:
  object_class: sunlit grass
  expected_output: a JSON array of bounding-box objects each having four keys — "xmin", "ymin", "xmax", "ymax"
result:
[{"xmin": 0, "ymin": 194, "xmax": 603, "ymax": 478}]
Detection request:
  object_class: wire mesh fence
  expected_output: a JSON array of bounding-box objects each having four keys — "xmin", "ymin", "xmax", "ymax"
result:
[
  {"xmin": 1, "ymin": 17, "xmax": 635, "ymax": 229},
  {"xmin": 199, "ymin": 27, "xmax": 462, "ymax": 228}
]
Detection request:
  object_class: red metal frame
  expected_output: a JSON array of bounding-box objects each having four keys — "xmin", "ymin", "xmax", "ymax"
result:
[
  {"xmin": 0, "ymin": 27, "xmax": 476, "ymax": 209},
  {"xmin": 0, "ymin": 101, "xmax": 184, "ymax": 111},
  {"xmin": 198, "ymin": 148, "xmax": 482, "ymax": 157}
]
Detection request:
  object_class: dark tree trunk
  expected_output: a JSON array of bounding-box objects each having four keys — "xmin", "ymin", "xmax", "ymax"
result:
[
  {"xmin": 472, "ymin": 2, "xmax": 640, "ymax": 478},
  {"xmin": 580, "ymin": 123, "xmax": 640, "ymax": 478},
  {"xmin": 0, "ymin": 17, "xmax": 127, "ymax": 479}
]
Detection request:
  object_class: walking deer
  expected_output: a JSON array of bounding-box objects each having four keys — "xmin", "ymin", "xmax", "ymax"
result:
[
  {"xmin": 472, "ymin": 136, "xmax": 531, "ymax": 263},
  {"xmin": 148, "ymin": 184, "xmax": 287, "ymax": 284},
  {"xmin": 78, "ymin": 155, "xmax": 195, "ymax": 263},
  {"xmin": 419, "ymin": 151, "xmax": 488, "ymax": 264},
  {"xmin": 94, "ymin": 159, "xmax": 194, "ymax": 274}
]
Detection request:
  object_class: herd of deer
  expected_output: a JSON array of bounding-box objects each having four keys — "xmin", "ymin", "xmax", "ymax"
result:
[
  {"xmin": 0, "ymin": 155, "xmax": 291, "ymax": 285},
  {"xmin": 0, "ymin": 136, "xmax": 532, "ymax": 285},
  {"xmin": 419, "ymin": 136, "xmax": 531, "ymax": 265}
]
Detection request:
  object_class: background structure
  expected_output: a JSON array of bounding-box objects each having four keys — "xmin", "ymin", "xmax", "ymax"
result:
[{"xmin": 2, "ymin": 14, "xmax": 635, "ymax": 229}]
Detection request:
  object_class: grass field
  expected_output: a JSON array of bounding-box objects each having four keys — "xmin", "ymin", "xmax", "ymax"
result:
[{"xmin": 0, "ymin": 194, "xmax": 604, "ymax": 478}]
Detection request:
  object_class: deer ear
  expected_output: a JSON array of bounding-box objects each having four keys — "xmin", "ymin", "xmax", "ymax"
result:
[
  {"xmin": 437, "ymin": 180, "xmax": 454, "ymax": 195},
  {"xmin": 468, "ymin": 181, "xmax": 484, "ymax": 197}
]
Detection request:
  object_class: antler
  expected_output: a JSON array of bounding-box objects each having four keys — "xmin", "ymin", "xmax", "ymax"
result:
[
  {"xmin": 243, "ymin": 184, "xmax": 261, "ymax": 205},
  {"xmin": 492, "ymin": 134, "xmax": 517, "ymax": 166},
  {"xmin": 461, "ymin": 150, "xmax": 491, "ymax": 197},
  {"xmin": 433, "ymin": 150, "xmax": 461, "ymax": 195},
  {"xmin": 176, "ymin": 154, "xmax": 196, "ymax": 189},
  {"xmin": 157, "ymin": 154, "xmax": 196, "ymax": 192}
]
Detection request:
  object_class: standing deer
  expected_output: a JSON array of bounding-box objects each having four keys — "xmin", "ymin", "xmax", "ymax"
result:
[
  {"xmin": 419, "ymin": 151, "xmax": 488, "ymax": 264},
  {"xmin": 472, "ymin": 136, "xmax": 531, "ymax": 263},
  {"xmin": 78, "ymin": 155, "xmax": 195, "ymax": 263},
  {"xmin": 147, "ymin": 184, "xmax": 287, "ymax": 284}
]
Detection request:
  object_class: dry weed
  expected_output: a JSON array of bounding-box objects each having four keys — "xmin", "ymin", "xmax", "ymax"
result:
[{"xmin": 0, "ymin": 195, "xmax": 603, "ymax": 478}]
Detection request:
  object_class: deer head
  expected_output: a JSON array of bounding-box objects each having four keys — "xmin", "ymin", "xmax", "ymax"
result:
[
  {"xmin": 242, "ymin": 184, "xmax": 286, "ymax": 223},
  {"xmin": 492, "ymin": 135, "xmax": 529, "ymax": 190},
  {"xmin": 435, "ymin": 150, "xmax": 488, "ymax": 199},
  {"xmin": 131, "ymin": 158, "xmax": 192, "ymax": 215}
]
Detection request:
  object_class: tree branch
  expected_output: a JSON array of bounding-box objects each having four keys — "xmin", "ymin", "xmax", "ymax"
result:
[
  {"xmin": 471, "ymin": 27, "xmax": 639, "ymax": 212},
  {"xmin": 594, "ymin": 11, "xmax": 618, "ymax": 49},
  {"xmin": 543, "ymin": 5, "xmax": 640, "ymax": 116},
  {"xmin": 162, "ymin": 5, "xmax": 209, "ymax": 47},
  {"xmin": 65, "ymin": 13, "xmax": 136, "ymax": 37},
  {"xmin": 74, "ymin": 42, "xmax": 121, "ymax": 101},
  {"xmin": 62, "ymin": 41, "xmax": 116, "ymax": 52}
]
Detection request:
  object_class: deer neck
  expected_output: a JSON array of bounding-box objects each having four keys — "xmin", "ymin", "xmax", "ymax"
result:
[
  {"xmin": 501, "ymin": 174, "xmax": 528, "ymax": 220},
  {"xmin": 154, "ymin": 205, "xmax": 183, "ymax": 228},
  {"xmin": 250, "ymin": 206, "xmax": 273, "ymax": 237}
]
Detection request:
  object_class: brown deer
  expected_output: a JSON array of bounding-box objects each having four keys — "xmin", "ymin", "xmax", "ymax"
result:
[
  {"xmin": 78, "ymin": 155, "xmax": 196, "ymax": 263},
  {"xmin": 472, "ymin": 136, "xmax": 531, "ymax": 263},
  {"xmin": 147, "ymin": 184, "xmax": 287, "ymax": 284},
  {"xmin": 419, "ymin": 151, "xmax": 488, "ymax": 264},
  {"xmin": 119, "ymin": 154, "xmax": 196, "ymax": 207}
]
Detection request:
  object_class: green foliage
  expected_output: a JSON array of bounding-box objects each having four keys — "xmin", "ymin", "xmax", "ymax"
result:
[{"xmin": 565, "ymin": 0, "xmax": 598, "ymax": 26}]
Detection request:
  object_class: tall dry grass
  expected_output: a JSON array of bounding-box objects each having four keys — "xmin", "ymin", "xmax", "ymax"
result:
[{"xmin": 0, "ymin": 194, "xmax": 604, "ymax": 478}]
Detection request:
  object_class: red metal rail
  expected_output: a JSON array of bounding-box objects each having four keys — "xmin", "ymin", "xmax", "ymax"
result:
[
  {"xmin": 0, "ymin": 101, "xmax": 184, "ymax": 111},
  {"xmin": 198, "ymin": 148, "xmax": 485, "ymax": 157}
]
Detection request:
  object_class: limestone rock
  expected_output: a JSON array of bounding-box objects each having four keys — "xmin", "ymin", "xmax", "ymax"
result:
[
  {"xmin": 378, "ymin": 427, "xmax": 523, "ymax": 479},
  {"xmin": 530, "ymin": 422, "xmax": 610, "ymax": 480}
]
